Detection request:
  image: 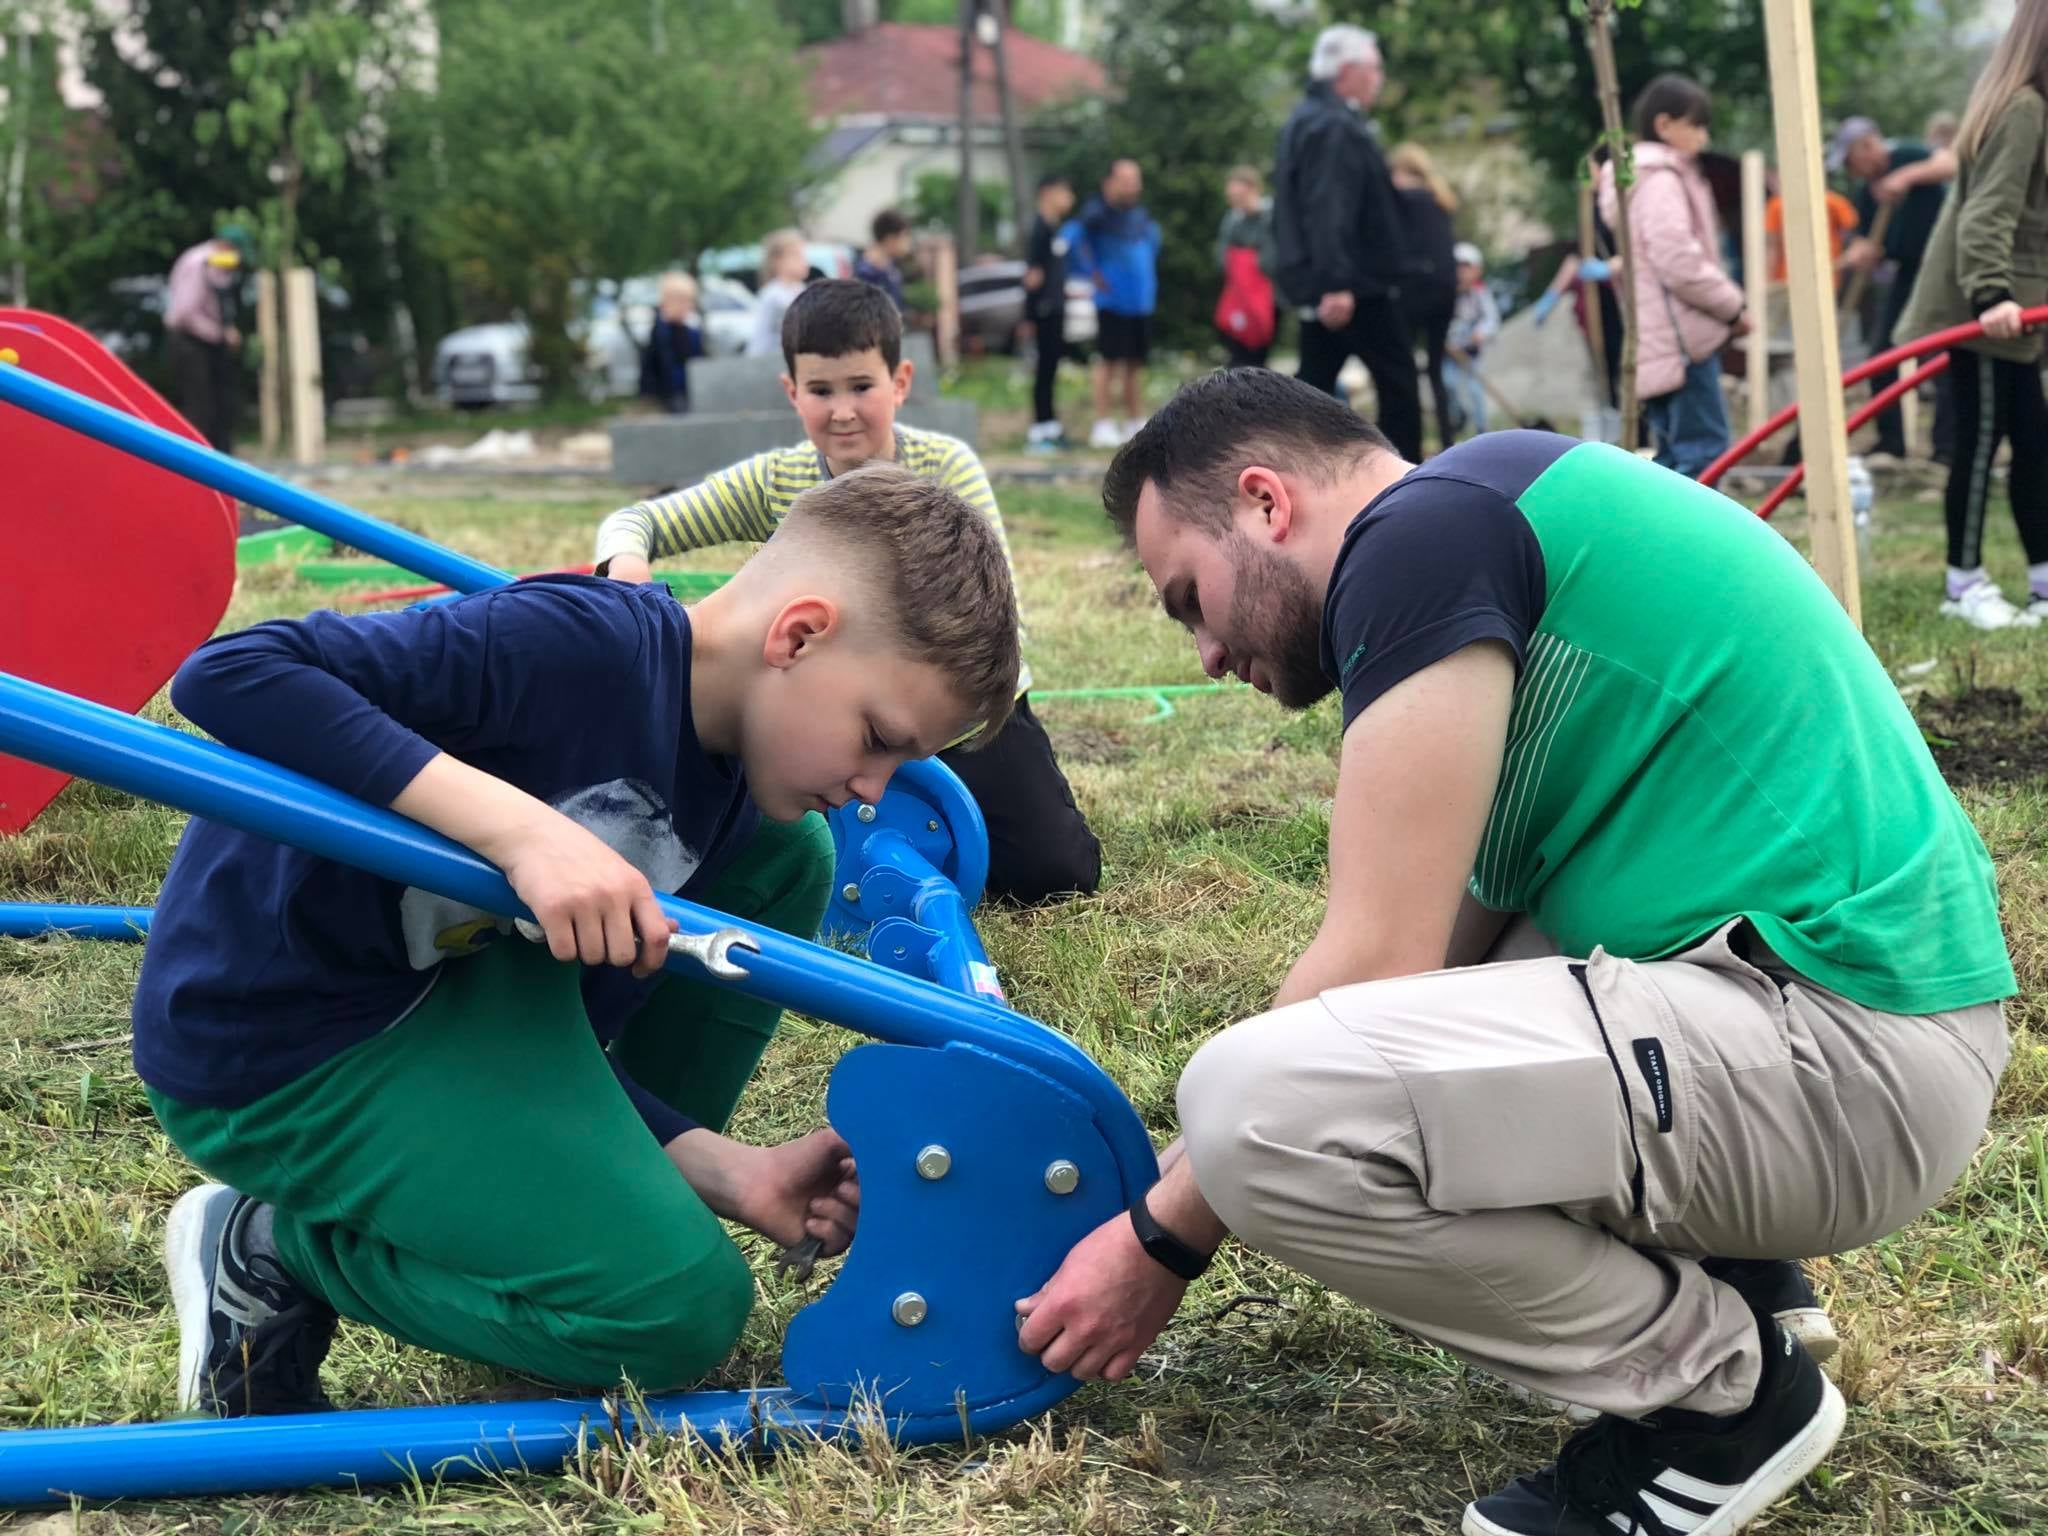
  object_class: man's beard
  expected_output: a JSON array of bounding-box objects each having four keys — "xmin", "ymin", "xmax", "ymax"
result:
[{"xmin": 1226, "ymin": 534, "xmax": 1334, "ymax": 710}]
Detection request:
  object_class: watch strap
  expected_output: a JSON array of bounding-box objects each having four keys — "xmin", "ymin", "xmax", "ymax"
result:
[{"xmin": 1128, "ymin": 1191, "xmax": 1213, "ymax": 1281}]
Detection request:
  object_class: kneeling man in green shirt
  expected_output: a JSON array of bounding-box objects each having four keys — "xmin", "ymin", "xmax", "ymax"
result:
[{"xmin": 1017, "ymin": 369, "xmax": 2013, "ymax": 1536}]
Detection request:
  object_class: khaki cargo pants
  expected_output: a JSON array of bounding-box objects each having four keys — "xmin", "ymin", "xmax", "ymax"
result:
[{"xmin": 1178, "ymin": 919, "xmax": 2008, "ymax": 1417}]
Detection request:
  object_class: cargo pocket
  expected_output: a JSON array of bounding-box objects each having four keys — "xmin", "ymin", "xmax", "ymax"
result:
[
  {"xmin": 1575, "ymin": 946, "xmax": 1702, "ymax": 1230},
  {"xmin": 1386, "ymin": 960, "xmax": 1662, "ymax": 1222}
]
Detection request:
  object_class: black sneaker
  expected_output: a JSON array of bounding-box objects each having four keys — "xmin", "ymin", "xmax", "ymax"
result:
[
  {"xmin": 1701, "ymin": 1258, "xmax": 1838, "ymax": 1364},
  {"xmin": 1464, "ymin": 1313, "xmax": 1846, "ymax": 1536},
  {"xmin": 165, "ymin": 1183, "xmax": 337, "ymax": 1416}
]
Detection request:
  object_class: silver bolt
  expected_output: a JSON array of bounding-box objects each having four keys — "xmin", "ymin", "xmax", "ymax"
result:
[
  {"xmin": 892, "ymin": 1292, "xmax": 928, "ymax": 1327},
  {"xmin": 1043, "ymin": 1159, "xmax": 1080, "ymax": 1195},
  {"xmin": 916, "ymin": 1145, "xmax": 952, "ymax": 1180},
  {"xmin": 926, "ymin": 819, "xmax": 940, "ymax": 832},
  {"xmin": 856, "ymin": 803, "xmax": 877, "ymax": 823},
  {"xmin": 841, "ymin": 882, "xmax": 861, "ymax": 902}
]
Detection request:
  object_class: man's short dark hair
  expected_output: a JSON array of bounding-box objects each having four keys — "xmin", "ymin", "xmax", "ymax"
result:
[
  {"xmin": 871, "ymin": 207, "xmax": 910, "ymax": 243},
  {"xmin": 782, "ymin": 279, "xmax": 902, "ymax": 373},
  {"xmin": 1631, "ymin": 74, "xmax": 1714, "ymax": 143},
  {"xmin": 1036, "ymin": 171, "xmax": 1071, "ymax": 193},
  {"xmin": 1102, "ymin": 369, "xmax": 1393, "ymax": 543}
]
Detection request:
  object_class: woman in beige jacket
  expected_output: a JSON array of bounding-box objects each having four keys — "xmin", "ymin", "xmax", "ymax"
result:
[
  {"xmin": 1898, "ymin": 0, "xmax": 2048, "ymax": 630},
  {"xmin": 1598, "ymin": 75, "xmax": 1752, "ymax": 478}
]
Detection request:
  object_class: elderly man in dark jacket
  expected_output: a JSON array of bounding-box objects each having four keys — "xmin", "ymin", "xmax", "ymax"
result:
[{"xmin": 1272, "ymin": 24, "xmax": 1422, "ymax": 461}]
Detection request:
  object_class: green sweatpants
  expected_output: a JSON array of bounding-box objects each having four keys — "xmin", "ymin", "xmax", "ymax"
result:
[{"xmin": 148, "ymin": 812, "xmax": 836, "ymax": 1391}]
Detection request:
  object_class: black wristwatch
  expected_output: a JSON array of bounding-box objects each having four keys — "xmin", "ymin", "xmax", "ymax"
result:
[{"xmin": 1127, "ymin": 1191, "xmax": 1215, "ymax": 1281}]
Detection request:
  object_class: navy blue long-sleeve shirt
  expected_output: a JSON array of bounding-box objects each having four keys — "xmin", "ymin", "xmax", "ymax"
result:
[{"xmin": 131, "ymin": 576, "xmax": 759, "ymax": 1145}]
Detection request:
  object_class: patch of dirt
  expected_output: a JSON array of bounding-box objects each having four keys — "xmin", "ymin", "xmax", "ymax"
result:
[
  {"xmin": 1049, "ymin": 725, "xmax": 1134, "ymax": 766},
  {"xmin": 1918, "ymin": 687, "xmax": 2048, "ymax": 787}
]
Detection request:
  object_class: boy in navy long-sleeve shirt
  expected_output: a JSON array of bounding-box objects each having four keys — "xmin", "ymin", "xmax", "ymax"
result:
[{"xmin": 142, "ymin": 466, "xmax": 1020, "ymax": 1418}]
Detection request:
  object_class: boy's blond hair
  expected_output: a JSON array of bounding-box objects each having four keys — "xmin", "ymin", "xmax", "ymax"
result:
[
  {"xmin": 760, "ymin": 227, "xmax": 807, "ymax": 284},
  {"xmin": 760, "ymin": 465, "xmax": 1020, "ymax": 743},
  {"xmin": 658, "ymin": 270, "xmax": 698, "ymax": 312}
]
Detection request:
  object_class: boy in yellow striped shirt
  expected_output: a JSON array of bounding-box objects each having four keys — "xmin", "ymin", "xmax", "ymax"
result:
[{"xmin": 595, "ymin": 280, "xmax": 1100, "ymax": 903}]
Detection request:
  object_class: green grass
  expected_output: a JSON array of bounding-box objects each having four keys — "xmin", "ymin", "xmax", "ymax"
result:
[{"xmin": 2, "ymin": 468, "xmax": 2046, "ymax": 1532}]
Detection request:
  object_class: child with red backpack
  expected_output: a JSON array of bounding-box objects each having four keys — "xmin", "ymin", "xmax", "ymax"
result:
[{"xmin": 1215, "ymin": 166, "xmax": 1277, "ymax": 369}]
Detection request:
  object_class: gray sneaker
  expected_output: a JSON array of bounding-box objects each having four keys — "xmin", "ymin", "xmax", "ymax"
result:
[{"xmin": 165, "ymin": 1184, "xmax": 336, "ymax": 1416}]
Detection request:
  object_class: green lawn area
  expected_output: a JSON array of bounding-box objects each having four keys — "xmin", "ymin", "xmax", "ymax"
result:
[{"xmin": 1, "ymin": 466, "xmax": 2044, "ymax": 1533}]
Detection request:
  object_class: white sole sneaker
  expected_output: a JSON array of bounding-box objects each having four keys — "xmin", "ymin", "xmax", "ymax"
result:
[
  {"xmin": 165, "ymin": 1182, "xmax": 231, "ymax": 1412},
  {"xmin": 1462, "ymin": 1379, "xmax": 1846, "ymax": 1536}
]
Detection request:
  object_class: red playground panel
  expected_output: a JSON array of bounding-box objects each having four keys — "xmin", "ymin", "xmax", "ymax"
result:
[{"xmin": 0, "ymin": 313, "xmax": 237, "ymax": 833}]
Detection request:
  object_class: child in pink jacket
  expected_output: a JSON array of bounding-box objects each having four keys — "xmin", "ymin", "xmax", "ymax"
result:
[{"xmin": 1598, "ymin": 75, "xmax": 1752, "ymax": 478}]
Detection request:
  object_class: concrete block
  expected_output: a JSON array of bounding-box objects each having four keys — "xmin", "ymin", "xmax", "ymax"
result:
[
  {"xmin": 609, "ymin": 396, "xmax": 979, "ymax": 488},
  {"xmin": 686, "ymin": 333, "xmax": 939, "ymax": 415}
]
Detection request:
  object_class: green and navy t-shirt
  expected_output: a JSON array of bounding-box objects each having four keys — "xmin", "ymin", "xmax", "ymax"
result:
[{"xmin": 1319, "ymin": 431, "xmax": 2014, "ymax": 1015}]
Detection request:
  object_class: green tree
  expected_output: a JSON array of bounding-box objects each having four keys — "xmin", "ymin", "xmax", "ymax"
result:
[
  {"xmin": 195, "ymin": 9, "xmax": 373, "ymax": 273},
  {"xmin": 1037, "ymin": 0, "xmax": 1301, "ymax": 349},
  {"xmin": 403, "ymin": 0, "xmax": 814, "ymax": 397},
  {"xmin": 76, "ymin": 0, "xmax": 419, "ymax": 391},
  {"xmin": 1355, "ymin": 0, "xmax": 1971, "ymax": 203},
  {"xmin": 2, "ymin": 1, "xmax": 183, "ymax": 318}
]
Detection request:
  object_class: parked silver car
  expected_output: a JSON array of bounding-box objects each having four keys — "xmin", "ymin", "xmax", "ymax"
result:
[
  {"xmin": 432, "ymin": 274, "xmax": 758, "ymax": 407},
  {"xmin": 956, "ymin": 260, "xmax": 1098, "ymax": 354}
]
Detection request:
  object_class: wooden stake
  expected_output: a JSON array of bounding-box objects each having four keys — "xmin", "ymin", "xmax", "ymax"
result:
[
  {"xmin": 1765, "ymin": 0, "xmax": 1860, "ymax": 625},
  {"xmin": 283, "ymin": 267, "xmax": 324, "ymax": 468},
  {"xmin": 256, "ymin": 270, "xmax": 281, "ymax": 456},
  {"xmin": 1583, "ymin": 3, "xmax": 1640, "ymax": 449},
  {"xmin": 1577, "ymin": 183, "xmax": 1609, "ymax": 430},
  {"xmin": 1741, "ymin": 150, "xmax": 1770, "ymax": 437}
]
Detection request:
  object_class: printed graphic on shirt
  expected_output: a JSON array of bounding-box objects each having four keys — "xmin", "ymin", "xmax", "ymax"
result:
[{"xmin": 397, "ymin": 778, "xmax": 699, "ymax": 968}]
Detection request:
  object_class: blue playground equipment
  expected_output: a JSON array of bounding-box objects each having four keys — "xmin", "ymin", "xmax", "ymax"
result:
[
  {"xmin": 0, "ymin": 669, "xmax": 1153, "ymax": 1505},
  {"xmin": 0, "ymin": 360, "xmax": 1157, "ymax": 1505},
  {"xmin": 0, "ymin": 360, "xmax": 995, "ymax": 984}
]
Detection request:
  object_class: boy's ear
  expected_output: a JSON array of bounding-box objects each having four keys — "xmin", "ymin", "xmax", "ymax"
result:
[
  {"xmin": 763, "ymin": 594, "xmax": 841, "ymax": 670},
  {"xmin": 892, "ymin": 359, "xmax": 913, "ymax": 406},
  {"xmin": 780, "ymin": 372, "xmax": 799, "ymax": 409}
]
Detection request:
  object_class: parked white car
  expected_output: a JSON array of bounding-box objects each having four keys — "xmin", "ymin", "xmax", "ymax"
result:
[{"xmin": 432, "ymin": 275, "xmax": 758, "ymax": 407}]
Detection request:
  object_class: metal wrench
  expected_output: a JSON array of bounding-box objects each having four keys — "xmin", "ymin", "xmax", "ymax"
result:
[{"xmin": 512, "ymin": 919, "xmax": 757, "ymax": 981}]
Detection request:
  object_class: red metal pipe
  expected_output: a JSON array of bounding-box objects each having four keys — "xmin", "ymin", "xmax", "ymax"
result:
[
  {"xmin": 1754, "ymin": 354, "xmax": 1951, "ymax": 521},
  {"xmin": 1697, "ymin": 304, "xmax": 2048, "ymax": 489}
]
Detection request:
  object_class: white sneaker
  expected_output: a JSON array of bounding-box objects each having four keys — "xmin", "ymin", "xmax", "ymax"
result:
[
  {"xmin": 1088, "ymin": 419, "xmax": 1123, "ymax": 449},
  {"xmin": 1940, "ymin": 582, "xmax": 2041, "ymax": 630},
  {"xmin": 1121, "ymin": 416, "xmax": 1148, "ymax": 442},
  {"xmin": 2028, "ymin": 594, "xmax": 2048, "ymax": 622}
]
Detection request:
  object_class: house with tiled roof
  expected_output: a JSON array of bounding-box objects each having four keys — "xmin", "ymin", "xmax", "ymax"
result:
[{"xmin": 799, "ymin": 14, "xmax": 1106, "ymax": 247}]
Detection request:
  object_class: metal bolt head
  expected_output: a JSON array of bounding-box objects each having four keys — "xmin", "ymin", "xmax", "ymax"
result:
[
  {"xmin": 1043, "ymin": 1159, "xmax": 1081, "ymax": 1195},
  {"xmin": 926, "ymin": 819, "xmax": 940, "ymax": 832},
  {"xmin": 856, "ymin": 803, "xmax": 877, "ymax": 823},
  {"xmin": 892, "ymin": 1292, "xmax": 928, "ymax": 1327},
  {"xmin": 841, "ymin": 882, "xmax": 861, "ymax": 902},
  {"xmin": 916, "ymin": 1144, "xmax": 952, "ymax": 1180}
]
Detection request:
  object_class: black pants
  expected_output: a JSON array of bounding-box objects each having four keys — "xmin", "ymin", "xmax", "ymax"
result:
[
  {"xmin": 168, "ymin": 330, "xmax": 239, "ymax": 455},
  {"xmin": 1223, "ymin": 337, "xmax": 1271, "ymax": 370},
  {"xmin": 1296, "ymin": 295, "xmax": 1423, "ymax": 461},
  {"xmin": 937, "ymin": 693, "xmax": 1101, "ymax": 905},
  {"xmin": 1032, "ymin": 310, "xmax": 1064, "ymax": 427},
  {"xmin": 1868, "ymin": 265, "xmax": 1955, "ymax": 459},
  {"xmin": 1943, "ymin": 346, "xmax": 2048, "ymax": 572},
  {"xmin": 1409, "ymin": 294, "xmax": 1456, "ymax": 449}
]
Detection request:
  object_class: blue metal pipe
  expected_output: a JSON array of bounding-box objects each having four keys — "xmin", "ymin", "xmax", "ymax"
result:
[
  {"xmin": 0, "ymin": 361, "xmax": 510, "ymax": 595},
  {"xmin": 0, "ymin": 904, "xmax": 151, "ymax": 941},
  {"xmin": 0, "ymin": 670, "xmax": 1155, "ymax": 1195},
  {"xmin": 0, "ymin": 1374, "xmax": 1080, "ymax": 1505}
]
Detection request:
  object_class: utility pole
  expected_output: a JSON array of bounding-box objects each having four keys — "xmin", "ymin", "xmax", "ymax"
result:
[
  {"xmin": 956, "ymin": 0, "xmax": 979, "ymax": 264},
  {"xmin": 989, "ymin": 1, "xmax": 1029, "ymax": 248}
]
